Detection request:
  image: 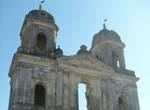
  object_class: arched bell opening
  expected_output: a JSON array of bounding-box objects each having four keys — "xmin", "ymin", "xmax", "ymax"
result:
[
  {"xmin": 36, "ymin": 33, "xmax": 47, "ymax": 51},
  {"xmin": 112, "ymin": 51, "xmax": 120, "ymax": 68}
]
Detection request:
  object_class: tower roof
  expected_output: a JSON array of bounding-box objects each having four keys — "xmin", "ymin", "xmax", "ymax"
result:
[
  {"xmin": 20, "ymin": 9, "xmax": 59, "ymax": 36},
  {"xmin": 26, "ymin": 9, "xmax": 55, "ymax": 24},
  {"xmin": 94, "ymin": 28, "xmax": 121, "ymax": 42},
  {"xmin": 91, "ymin": 26, "xmax": 122, "ymax": 49}
]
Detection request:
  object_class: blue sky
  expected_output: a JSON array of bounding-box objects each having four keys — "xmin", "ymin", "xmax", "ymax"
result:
[{"xmin": 0, "ymin": 0, "xmax": 150, "ymax": 110}]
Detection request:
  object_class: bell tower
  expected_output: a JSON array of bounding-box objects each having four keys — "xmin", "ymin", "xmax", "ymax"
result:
[
  {"xmin": 90, "ymin": 23, "xmax": 126, "ymax": 69},
  {"xmin": 18, "ymin": 8, "xmax": 59, "ymax": 57},
  {"xmin": 8, "ymin": 7, "xmax": 63, "ymax": 110}
]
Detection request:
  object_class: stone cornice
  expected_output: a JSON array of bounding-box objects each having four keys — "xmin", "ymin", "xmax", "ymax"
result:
[
  {"xmin": 20, "ymin": 19, "xmax": 58, "ymax": 37},
  {"xmin": 9, "ymin": 53, "xmax": 57, "ymax": 77},
  {"xmin": 9, "ymin": 53, "xmax": 139, "ymax": 84}
]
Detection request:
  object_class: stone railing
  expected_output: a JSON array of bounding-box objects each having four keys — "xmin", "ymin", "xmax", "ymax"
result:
[{"xmin": 17, "ymin": 46, "xmax": 58, "ymax": 59}]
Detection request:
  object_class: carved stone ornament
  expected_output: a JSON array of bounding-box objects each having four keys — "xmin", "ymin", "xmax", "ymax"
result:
[{"xmin": 114, "ymin": 81, "xmax": 128, "ymax": 96}]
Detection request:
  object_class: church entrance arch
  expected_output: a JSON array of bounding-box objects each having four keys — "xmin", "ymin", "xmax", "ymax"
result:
[
  {"xmin": 78, "ymin": 83, "xmax": 87, "ymax": 110},
  {"xmin": 77, "ymin": 80, "xmax": 91, "ymax": 110}
]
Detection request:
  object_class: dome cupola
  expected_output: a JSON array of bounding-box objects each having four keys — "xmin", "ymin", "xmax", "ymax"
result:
[
  {"xmin": 26, "ymin": 10, "xmax": 55, "ymax": 24},
  {"xmin": 91, "ymin": 24, "xmax": 122, "ymax": 49}
]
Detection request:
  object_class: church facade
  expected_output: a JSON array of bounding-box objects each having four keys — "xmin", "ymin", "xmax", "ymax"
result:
[{"xmin": 8, "ymin": 8, "xmax": 140, "ymax": 110}]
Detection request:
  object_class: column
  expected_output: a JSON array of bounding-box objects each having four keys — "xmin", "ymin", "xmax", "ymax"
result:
[
  {"xmin": 56, "ymin": 69, "xmax": 63, "ymax": 106},
  {"xmin": 107, "ymin": 79, "xmax": 114, "ymax": 110},
  {"xmin": 69, "ymin": 73, "xmax": 77, "ymax": 109}
]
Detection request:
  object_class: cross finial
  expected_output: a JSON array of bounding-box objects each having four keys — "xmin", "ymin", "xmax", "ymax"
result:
[
  {"xmin": 103, "ymin": 19, "xmax": 107, "ymax": 29},
  {"xmin": 39, "ymin": 0, "xmax": 45, "ymax": 10}
]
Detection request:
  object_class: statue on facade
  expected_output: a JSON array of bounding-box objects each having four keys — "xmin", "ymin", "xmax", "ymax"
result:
[{"xmin": 77, "ymin": 45, "xmax": 89, "ymax": 54}]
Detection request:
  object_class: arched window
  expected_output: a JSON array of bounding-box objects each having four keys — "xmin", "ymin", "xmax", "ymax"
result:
[
  {"xmin": 118, "ymin": 96, "xmax": 127, "ymax": 110},
  {"xmin": 37, "ymin": 33, "xmax": 47, "ymax": 51},
  {"xmin": 34, "ymin": 84, "xmax": 46, "ymax": 107},
  {"xmin": 112, "ymin": 51, "xmax": 120, "ymax": 68}
]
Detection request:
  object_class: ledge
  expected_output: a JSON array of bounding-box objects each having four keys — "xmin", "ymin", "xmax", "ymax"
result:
[{"xmin": 115, "ymin": 68, "xmax": 135, "ymax": 76}]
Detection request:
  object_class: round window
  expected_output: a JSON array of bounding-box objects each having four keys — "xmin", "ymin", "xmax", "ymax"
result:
[{"xmin": 40, "ymin": 12, "xmax": 46, "ymax": 16}]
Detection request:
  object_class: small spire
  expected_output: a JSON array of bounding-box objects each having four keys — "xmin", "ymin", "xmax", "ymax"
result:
[
  {"xmin": 103, "ymin": 19, "xmax": 107, "ymax": 29},
  {"xmin": 39, "ymin": 0, "xmax": 45, "ymax": 10}
]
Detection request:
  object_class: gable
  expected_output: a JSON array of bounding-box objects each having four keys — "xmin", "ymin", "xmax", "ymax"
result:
[{"xmin": 57, "ymin": 53, "xmax": 114, "ymax": 73}]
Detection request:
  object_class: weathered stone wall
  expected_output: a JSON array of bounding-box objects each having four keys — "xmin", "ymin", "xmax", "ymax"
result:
[{"xmin": 8, "ymin": 53, "xmax": 140, "ymax": 110}]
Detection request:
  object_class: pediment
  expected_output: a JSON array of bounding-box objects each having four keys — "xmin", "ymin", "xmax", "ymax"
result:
[{"xmin": 57, "ymin": 53, "xmax": 114, "ymax": 72}]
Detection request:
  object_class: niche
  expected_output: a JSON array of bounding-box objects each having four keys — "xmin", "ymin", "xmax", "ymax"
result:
[
  {"xmin": 34, "ymin": 84, "xmax": 46, "ymax": 107},
  {"xmin": 118, "ymin": 96, "xmax": 127, "ymax": 110}
]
